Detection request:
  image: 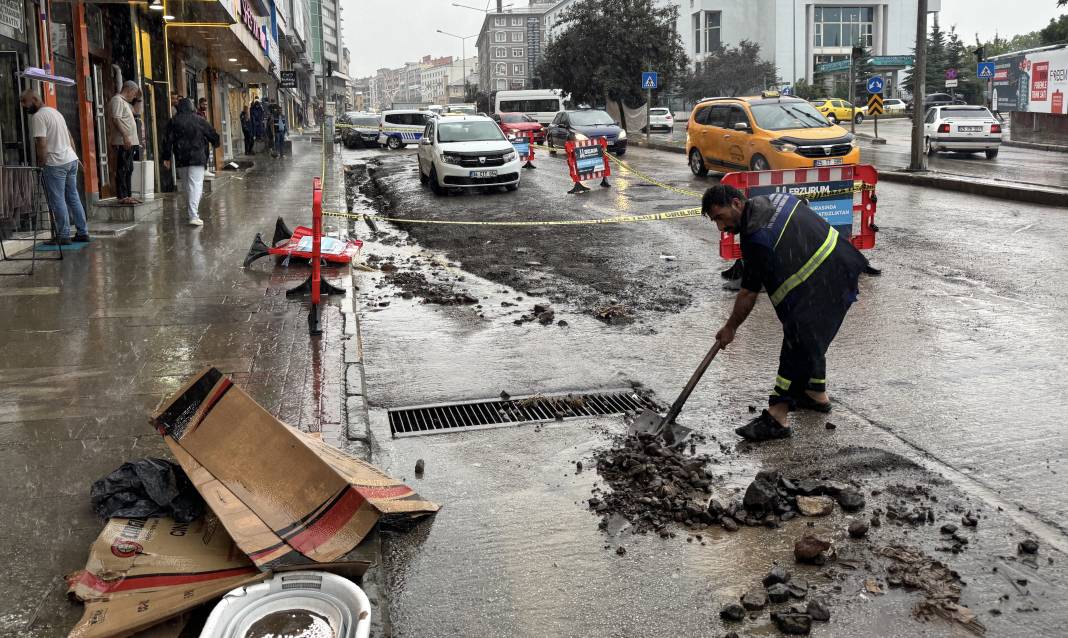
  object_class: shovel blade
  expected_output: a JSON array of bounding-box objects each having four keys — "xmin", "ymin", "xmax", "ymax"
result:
[{"xmin": 627, "ymin": 409, "xmax": 694, "ymax": 446}]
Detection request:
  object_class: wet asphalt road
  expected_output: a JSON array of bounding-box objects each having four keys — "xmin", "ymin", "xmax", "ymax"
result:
[
  {"xmin": 344, "ymin": 143, "xmax": 1068, "ymax": 636},
  {"xmin": 644, "ymin": 116, "xmax": 1068, "ymax": 189}
]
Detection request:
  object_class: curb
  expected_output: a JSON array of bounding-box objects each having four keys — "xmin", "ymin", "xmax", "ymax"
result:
[
  {"xmin": 1003, "ymin": 139, "xmax": 1068, "ymax": 154},
  {"xmin": 879, "ymin": 170, "xmax": 1068, "ymax": 207},
  {"xmin": 635, "ymin": 139, "xmax": 685, "ymax": 154}
]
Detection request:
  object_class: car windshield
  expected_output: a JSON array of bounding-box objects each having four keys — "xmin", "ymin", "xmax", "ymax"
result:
[
  {"xmin": 941, "ymin": 108, "xmax": 990, "ymax": 119},
  {"xmin": 447, "ymin": 106, "xmax": 476, "ymax": 114},
  {"xmin": 501, "ymin": 114, "xmax": 535, "ymax": 123},
  {"xmin": 569, "ymin": 110, "xmax": 615, "ymax": 126},
  {"xmin": 352, "ymin": 117, "xmax": 379, "ymax": 127},
  {"xmin": 750, "ymin": 102, "xmax": 832, "ymax": 130},
  {"xmin": 438, "ymin": 121, "xmax": 506, "ymax": 143}
]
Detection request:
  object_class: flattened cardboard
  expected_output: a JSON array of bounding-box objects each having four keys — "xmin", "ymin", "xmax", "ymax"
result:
[
  {"xmin": 66, "ymin": 517, "xmax": 263, "ymax": 638},
  {"xmin": 151, "ymin": 367, "xmax": 439, "ymax": 571}
]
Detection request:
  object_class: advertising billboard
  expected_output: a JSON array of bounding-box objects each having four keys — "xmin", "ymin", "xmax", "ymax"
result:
[{"xmin": 990, "ymin": 47, "xmax": 1068, "ymax": 114}]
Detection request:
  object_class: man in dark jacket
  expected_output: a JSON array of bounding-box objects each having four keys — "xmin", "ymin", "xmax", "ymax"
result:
[
  {"xmin": 240, "ymin": 107, "xmax": 253, "ymax": 155},
  {"xmin": 703, "ymin": 184, "xmax": 868, "ymax": 442},
  {"xmin": 162, "ymin": 98, "xmax": 220, "ymax": 227}
]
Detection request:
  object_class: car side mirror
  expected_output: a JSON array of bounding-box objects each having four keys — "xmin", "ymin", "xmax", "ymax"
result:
[
  {"xmin": 420, "ymin": 138, "xmax": 432, "ymax": 145},
  {"xmin": 734, "ymin": 122, "xmax": 751, "ymax": 132}
]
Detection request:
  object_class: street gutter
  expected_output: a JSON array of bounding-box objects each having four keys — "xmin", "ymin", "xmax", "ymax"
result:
[{"xmin": 1004, "ymin": 139, "xmax": 1068, "ymax": 154}]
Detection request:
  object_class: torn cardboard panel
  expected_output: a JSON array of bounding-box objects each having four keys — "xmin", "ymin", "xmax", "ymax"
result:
[
  {"xmin": 66, "ymin": 516, "xmax": 264, "ymax": 638},
  {"xmin": 151, "ymin": 367, "xmax": 440, "ymax": 571}
]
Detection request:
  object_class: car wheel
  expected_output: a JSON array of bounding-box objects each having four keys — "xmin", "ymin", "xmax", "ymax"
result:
[
  {"xmin": 428, "ymin": 167, "xmax": 444, "ymax": 195},
  {"xmin": 506, "ymin": 183, "xmax": 519, "ymax": 192},
  {"xmin": 827, "ymin": 114, "xmax": 838, "ymax": 124},
  {"xmin": 925, "ymin": 137, "xmax": 936, "ymax": 156},
  {"xmin": 985, "ymin": 148, "xmax": 999, "ymax": 159},
  {"xmin": 854, "ymin": 113, "xmax": 864, "ymax": 124},
  {"xmin": 750, "ymin": 154, "xmax": 771, "ymax": 171},
  {"xmin": 386, "ymin": 136, "xmax": 403, "ymax": 150},
  {"xmin": 689, "ymin": 149, "xmax": 708, "ymax": 176},
  {"xmin": 418, "ymin": 162, "xmax": 429, "ymax": 185}
]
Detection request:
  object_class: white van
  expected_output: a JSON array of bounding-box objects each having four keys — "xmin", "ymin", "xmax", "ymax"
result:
[
  {"xmin": 378, "ymin": 110, "xmax": 432, "ymax": 150},
  {"xmin": 494, "ymin": 90, "xmax": 568, "ymax": 125}
]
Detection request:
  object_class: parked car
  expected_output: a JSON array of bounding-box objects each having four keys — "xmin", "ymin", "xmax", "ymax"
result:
[
  {"xmin": 341, "ymin": 113, "xmax": 383, "ymax": 149},
  {"xmin": 923, "ymin": 105, "xmax": 1002, "ymax": 159},
  {"xmin": 378, "ymin": 110, "xmax": 432, "ymax": 150},
  {"xmin": 417, "ymin": 115, "xmax": 522, "ymax": 194},
  {"xmin": 546, "ymin": 109, "xmax": 628, "ymax": 155},
  {"xmin": 810, "ymin": 98, "xmax": 864, "ymax": 124},
  {"xmin": 686, "ymin": 92, "xmax": 860, "ymax": 174},
  {"xmin": 492, "ymin": 113, "xmax": 546, "ymax": 144},
  {"xmin": 906, "ymin": 93, "xmax": 966, "ymax": 114},
  {"xmin": 643, "ymin": 107, "xmax": 675, "ymax": 133},
  {"xmin": 882, "ymin": 98, "xmax": 907, "ymax": 114}
]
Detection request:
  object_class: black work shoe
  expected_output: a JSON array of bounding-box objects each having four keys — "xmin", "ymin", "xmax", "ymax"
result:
[
  {"xmin": 44, "ymin": 238, "xmax": 72, "ymax": 246},
  {"xmin": 735, "ymin": 410, "xmax": 792, "ymax": 441},
  {"xmin": 794, "ymin": 394, "xmax": 832, "ymax": 413},
  {"xmin": 73, "ymin": 234, "xmax": 91, "ymax": 243}
]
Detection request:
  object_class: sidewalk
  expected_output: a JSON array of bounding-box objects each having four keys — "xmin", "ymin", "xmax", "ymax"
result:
[{"xmin": 0, "ymin": 142, "xmax": 354, "ymax": 636}]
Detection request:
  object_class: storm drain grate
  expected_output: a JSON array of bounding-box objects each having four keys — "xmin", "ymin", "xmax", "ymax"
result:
[{"xmin": 388, "ymin": 389, "xmax": 660, "ymax": 437}]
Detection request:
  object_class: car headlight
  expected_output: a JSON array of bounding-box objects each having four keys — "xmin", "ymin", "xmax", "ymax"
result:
[
  {"xmin": 502, "ymin": 151, "xmax": 517, "ymax": 162},
  {"xmin": 772, "ymin": 141, "xmax": 797, "ymax": 153},
  {"xmin": 441, "ymin": 153, "xmax": 461, "ymax": 165},
  {"xmin": 618, "ymin": 129, "xmax": 628, "ymax": 140},
  {"xmin": 849, "ymin": 138, "xmax": 859, "ymax": 148},
  {"xmin": 573, "ymin": 132, "xmax": 589, "ymax": 141}
]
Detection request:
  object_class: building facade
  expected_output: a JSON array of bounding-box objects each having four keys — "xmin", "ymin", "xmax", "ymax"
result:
[{"xmin": 476, "ymin": 1, "xmax": 555, "ymax": 93}]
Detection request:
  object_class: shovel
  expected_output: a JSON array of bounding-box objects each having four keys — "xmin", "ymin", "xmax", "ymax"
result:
[{"xmin": 629, "ymin": 341, "xmax": 723, "ymax": 445}]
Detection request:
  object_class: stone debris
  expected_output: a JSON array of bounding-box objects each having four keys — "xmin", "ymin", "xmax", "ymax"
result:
[
  {"xmin": 414, "ymin": 459, "xmax": 425, "ymax": 476},
  {"xmin": 1018, "ymin": 539, "xmax": 1039, "ymax": 555},
  {"xmin": 741, "ymin": 588, "xmax": 768, "ymax": 611},
  {"xmin": 878, "ymin": 545, "xmax": 986, "ymax": 636},
  {"xmin": 767, "ymin": 582, "xmax": 791, "ymax": 604},
  {"xmin": 836, "ymin": 488, "xmax": 866, "ymax": 512},
  {"xmin": 806, "ymin": 599, "xmax": 831, "ymax": 622},
  {"xmin": 794, "ymin": 534, "xmax": 832, "ymax": 565},
  {"xmin": 382, "ymin": 270, "xmax": 478, "ymax": 306},
  {"xmin": 771, "ymin": 610, "xmax": 813, "ymax": 635},
  {"xmin": 848, "ymin": 520, "xmax": 870, "ymax": 538},
  {"xmin": 796, "ymin": 495, "xmax": 834, "ymax": 517},
  {"xmin": 762, "ymin": 564, "xmax": 791, "ymax": 587},
  {"xmin": 719, "ymin": 602, "xmax": 746, "ymax": 622}
]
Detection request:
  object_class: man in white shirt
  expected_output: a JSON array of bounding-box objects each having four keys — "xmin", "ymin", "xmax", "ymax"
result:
[
  {"xmin": 108, "ymin": 81, "xmax": 141, "ymax": 204},
  {"xmin": 20, "ymin": 89, "xmax": 88, "ymax": 246}
]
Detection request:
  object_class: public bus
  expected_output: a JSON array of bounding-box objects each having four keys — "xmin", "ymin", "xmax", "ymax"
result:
[{"xmin": 494, "ymin": 89, "xmax": 569, "ymax": 125}]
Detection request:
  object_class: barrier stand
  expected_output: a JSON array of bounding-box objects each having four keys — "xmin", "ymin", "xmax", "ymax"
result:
[
  {"xmin": 286, "ymin": 177, "xmax": 346, "ymax": 335},
  {"xmin": 564, "ymin": 137, "xmax": 611, "ymax": 194},
  {"xmin": 717, "ymin": 165, "xmax": 879, "ymax": 260},
  {"xmin": 510, "ymin": 131, "xmax": 536, "ymax": 170},
  {"xmin": 522, "ymin": 131, "xmax": 536, "ymax": 169}
]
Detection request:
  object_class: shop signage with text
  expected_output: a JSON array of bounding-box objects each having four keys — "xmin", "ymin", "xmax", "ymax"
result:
[{"xmin": 240, "ymin": 0, "xmax": 268, "ymax": 53}]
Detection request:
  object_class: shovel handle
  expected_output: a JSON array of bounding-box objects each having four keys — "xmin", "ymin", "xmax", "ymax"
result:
[{"xmin": 659, "ymin": 341, "xmax": 723, "ymax": 430}]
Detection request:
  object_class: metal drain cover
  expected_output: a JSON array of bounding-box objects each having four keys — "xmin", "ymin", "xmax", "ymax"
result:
[{"xmin": 387, "ymin": 389, "xmax": 659, "ymax": 437}]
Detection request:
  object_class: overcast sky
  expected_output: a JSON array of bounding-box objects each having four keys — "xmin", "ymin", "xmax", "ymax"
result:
[{"xmin": 343, "ymin": 0, "xmax": 1066, "ymax": 79}]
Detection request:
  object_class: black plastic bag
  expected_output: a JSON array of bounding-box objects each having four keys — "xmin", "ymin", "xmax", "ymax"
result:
[{"xmin": 90, "ymin": 458, "xmax": 205, "ymax": 523}]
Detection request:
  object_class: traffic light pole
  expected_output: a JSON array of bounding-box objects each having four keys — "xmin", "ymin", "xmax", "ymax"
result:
[{"xmin": 909, "ymin": 0, "xmax": 929, "ymax": 171}]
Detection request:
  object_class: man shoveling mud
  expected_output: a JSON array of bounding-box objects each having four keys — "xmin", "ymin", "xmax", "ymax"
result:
[{"xmin": 703, "ymin": 185, "xmax": 868, "ymax": 442}]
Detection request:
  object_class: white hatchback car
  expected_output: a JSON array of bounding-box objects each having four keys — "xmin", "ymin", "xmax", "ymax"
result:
[
  {"xmin": 417, "ymin": 115, "xmax": 522, "ymax": 194},
  {"xmin": 924, "ymin": 105, "xmax": 1003, "ymax": 159},
  {"xmin": 645, "ymin": 107, "xmax": 675, "ymax": 132}
]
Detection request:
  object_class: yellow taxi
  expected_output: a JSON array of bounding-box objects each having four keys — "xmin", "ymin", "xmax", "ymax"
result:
[
  {"xmin": 810, "ymin": 98, "xmax": 865, "ymax": 124},
  {"xmin": 686, "ymin": 92, "xmax": 861, "ymax": 173}
]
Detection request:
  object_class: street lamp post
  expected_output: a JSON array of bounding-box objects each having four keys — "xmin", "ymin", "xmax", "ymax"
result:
[{"xmin": 438, "ymin": 29, "xmax": 478, "ymax": 104}]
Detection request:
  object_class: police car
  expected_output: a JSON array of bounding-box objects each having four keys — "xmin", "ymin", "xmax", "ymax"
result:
[{"xmin": 378, "ymin": 110, "xmax": 432, "ymax": 150}]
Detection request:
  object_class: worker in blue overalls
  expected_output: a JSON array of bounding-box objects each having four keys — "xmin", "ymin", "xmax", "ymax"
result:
[{"xmin": 702, "ymin": 184, "xmax": 869, "ymax": 442}]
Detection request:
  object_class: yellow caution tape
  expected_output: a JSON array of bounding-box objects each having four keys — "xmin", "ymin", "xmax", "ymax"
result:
[{"xmin": 322, "ymin": 206, "xmax": 703, "ymax": 226}]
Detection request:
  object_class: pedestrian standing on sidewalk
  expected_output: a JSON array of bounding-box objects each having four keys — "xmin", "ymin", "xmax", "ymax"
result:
[
  {"xmin": 162, "ymin": 98, "xmax": 220, "ymax": 227},
  {"xmin": 108, "ymin": 81, "xmax": 142, "ymax": 205},
  {"xmin": 20, "ymin": 90, "xmax": 88, "ymax": 246},
  {"xmin": 250, "ymin": 99, "xmax": 265, "ymax": 152},
  {"xmin": 240, "ymin": 106, "xmax": 254, "ymax": 155},
  {"xmin": 702, "ymin": 184, "xmax": 868, "ymax": 442}
]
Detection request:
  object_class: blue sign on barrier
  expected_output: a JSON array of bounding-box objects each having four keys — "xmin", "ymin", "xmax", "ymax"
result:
[
  {"xmin": 749, "ymin": 181, "xmax": 855, "ymax": 236},
  {"xmin": 512, "ymin": 140, "xmax": 530, "ymax": 157},
  {"xmin": 575, "ymin": 145, "xmax": 603, "ymax": 173}
]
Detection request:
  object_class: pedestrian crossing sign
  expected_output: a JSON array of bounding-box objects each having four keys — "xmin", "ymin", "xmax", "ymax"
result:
[
  {"xmin": 642, "ymin": 72, "xmax": 658, "ymax": 90},
  {"xmin": 977, "ymin": 62, "xmax": 995, "ymax": 80},
  {"xmin": 867, "ymin": 93, "xmax": 884, "ymax": 116}
]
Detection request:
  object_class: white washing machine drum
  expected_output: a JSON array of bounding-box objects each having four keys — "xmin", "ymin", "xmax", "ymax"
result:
[{"xmin": 200, "ymin": 571, "xmax": 371, "ymax": 638}]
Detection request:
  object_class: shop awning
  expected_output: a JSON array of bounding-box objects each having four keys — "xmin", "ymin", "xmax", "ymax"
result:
[{"xmin": 18, "ymin": 67, "xmax": 76, "ymax": 86}]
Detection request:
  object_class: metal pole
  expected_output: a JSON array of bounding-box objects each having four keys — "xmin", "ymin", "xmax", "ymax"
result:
[
  {"xmin": 462, "ymin": 40, "xmax": 466, "ymax": 103},
  {"xmin": 645, "ymin": 85, "xmax": 651, "ymax": 144},
  {"xmin": 850, "ymin": 59, "xmax": 856, "ymax": 134},
  {"xmin": 909, "ymin": 0, "xmax": 928, "ymax": 171}
]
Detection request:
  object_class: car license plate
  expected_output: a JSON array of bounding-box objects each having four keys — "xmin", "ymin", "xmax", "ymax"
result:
[
  {"xmin": 814, "ymin": 158, "xmax": 843, "ymax": 167},
  {"xmin": 470, "ymin": 170, "xmax": 498, "ymax": 178},
  {"xmin": 959, "ymin": 126, "xmax": 982, "ymax": 132}
]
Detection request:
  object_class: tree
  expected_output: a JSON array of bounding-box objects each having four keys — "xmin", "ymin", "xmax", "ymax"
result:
[
  {"xmin": 851, "ymin": 42, "xmax": 874, "ymax": 103},
  {"xmin": 945, "ymin": 26, "xmax": 978, "ymax": 102},
  {"xmin": 680, "ymin": 40, "xmax": 778, "ymax": 101},
  {"xmin": 1040, "ymin": 14, "xmax": 1068, "ymax": 44},
  {"xmin": 979, "ymin": 31, "xmax": 1044, "ymax": 57},
  {"xmin": 538, "ymin": 0, "xmax": 687, "ymax": 128},
  {"xmin": 791, "ymin": 78, "xmax": 820, "ymax": 101},
  {"xmin": 904, "ymin": 15, "xmax": 948, "ymax": 98}
]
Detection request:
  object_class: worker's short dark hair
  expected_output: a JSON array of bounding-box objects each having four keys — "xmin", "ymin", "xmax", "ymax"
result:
[{"xmin": 702, "ymin": 184, "xmax": 747, "ymax": 217}]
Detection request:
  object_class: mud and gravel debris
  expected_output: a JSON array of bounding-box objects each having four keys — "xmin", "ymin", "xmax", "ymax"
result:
[
  {"xmin": 878, "ymin": 545, "xmax": 986, "ymax": 635},
  {"xmin": 806, "ymin": 598, "xmax": 831, "ymax": 622},
  {"xmin": 587, "ymin": 433, "xmax": 716, "ymax": 534},
  {"xmin": 414, "ymin": 459, "xmax": 425, "ymax": 475},
  {"xmin": 741, "ymin": 589, "xmax": 768, "ymax": 611},
  {"xmin": 381, "ymin": 270, "xmax": 478, "ymax": 305},
  {"xmin": 719, "ymin": 602, "xmax": 746, "ymax": 622},
  {"xmin": 848, "ymin": 520, "xmax": 870, "ymax": 538},
  {"xmin": 1018, "ymin": 539, "xmax": 1039, "ymax": 555},
  {"xmin": 772, "ymin": 610, "xmax": 813, "ymax": 635},
  {"xmin": 593, "ymin": 303, "xmax": 634, "ymax": 325}
]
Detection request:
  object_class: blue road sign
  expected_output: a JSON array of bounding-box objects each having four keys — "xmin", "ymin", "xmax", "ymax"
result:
[
  {"xmin": 977, "ymin": 62, "xmax": 996, "ymax": 80},
  {"xmin": 781, "ymin": 85, "xmax": 794, "ymax": 96},
  {"xmin": 642, "ymin": 72, "xmax": 658, "ymax": 90},
  {"xmin": 866, "ymin": 77, "xmax": 885, "ymax": 94}
]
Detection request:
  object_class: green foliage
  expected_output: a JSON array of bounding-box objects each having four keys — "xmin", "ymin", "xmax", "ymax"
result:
[
  {"xmin": 903, "ymin": 16, "xmax": 948, "ymax": 99},
  {"xmin": 791, "ymin": 79, "xmax": 820, "ymax": 101},
  {"xmin": 538, "ymin": 0, "xmax": 687, "ymax": 114},
  {"xmin": 680, "ymin": 40, "xmax": 778, "ymax": 100},
  {"xmin": 1040, "ymin": 14, "xmax": 1068, "ymax": 44},
  {"xmin": 852, "ymin": 42, "xmax": 874, "ymax": 101},
  {"xmin": 979, "ymin": 31, "xmax": 1045, "ymax": 57}
]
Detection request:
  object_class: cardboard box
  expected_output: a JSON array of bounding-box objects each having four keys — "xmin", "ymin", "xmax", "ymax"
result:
[
  {"xmin": 66, "ymin": 516, "xmax": 263, "ymax": 638},
  {"xmin": 151, "ymin": 367, "xmax": 440, "ymax": 571}
]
